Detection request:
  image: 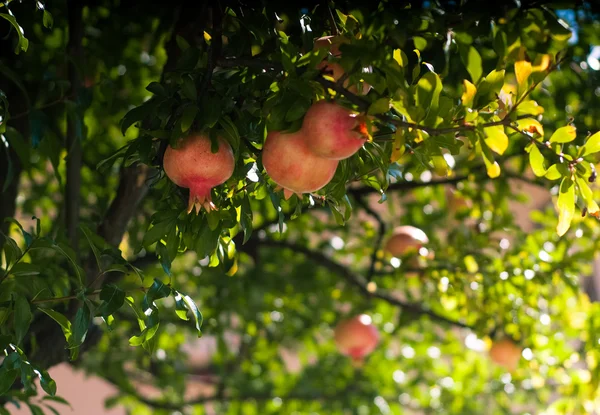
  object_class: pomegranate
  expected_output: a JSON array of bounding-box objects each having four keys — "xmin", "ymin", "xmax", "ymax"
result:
[
  {"xmin": 489, "ymin": 338, "xmax": 522, "ymax": 372},
  {"xmin": 334, "ymin": 314, "xmax": 380, "ymax": 361},
  {"xmin": 314, "ymin": 36, "xmax": 371, "ymax": 95},
  {"xmin": 163, "ymin": 134, "xmax": 235, "ymax": 213},
  {"xmin": 262, "ymin": 130, "xmax": 338, "ymax": 199},
  {"xmin": 384, "ymin": 226, "xmax": 429, "ymax": 257},
  {"xmin": 262, "ymin": 130, "xmax": 339, "ymax": 199},
  {"xmin": 302, "ymin": 100, "xmax": 369, "ymax": 160}
]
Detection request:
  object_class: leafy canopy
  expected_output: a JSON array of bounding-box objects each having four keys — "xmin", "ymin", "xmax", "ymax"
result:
[{"xmin": 1, "ymin": 1, "xmax": 600, "ymax": 414}]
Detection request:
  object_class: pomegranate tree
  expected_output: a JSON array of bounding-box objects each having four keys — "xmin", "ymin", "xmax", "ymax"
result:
[
  {"xmin": 163, "ymin": 134, "xmax": 235, "ymax": 213},
  {"xmin": 302, "ymin": 100, "xmax": 369, "ymax": 160},
  {"xmin": 262, "ymin": 130, "xmax": 339, "ymax": 199},
  {"xmin": 334, "ymin": 314, "xmax": 380, "ymax": 361}
]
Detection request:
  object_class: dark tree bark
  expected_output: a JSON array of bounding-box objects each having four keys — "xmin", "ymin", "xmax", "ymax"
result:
[{"xmin": 65, "ymin": 0, "xmax": 85, "ymax": 252}]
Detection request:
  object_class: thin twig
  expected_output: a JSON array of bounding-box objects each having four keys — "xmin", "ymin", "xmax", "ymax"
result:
[{"xmin": 324, "ymin": 0, "xmax": 340, "ymax": 35}]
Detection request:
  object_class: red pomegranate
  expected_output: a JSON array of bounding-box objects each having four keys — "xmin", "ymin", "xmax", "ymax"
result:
[
  {"xmin": 163, "ymin": 134, "xmax": 234, "ymax": 213},
  {"xmin": 302, "ymin": 100, "xmax": 369, "ymax": 160},
  {"xmin": 489, "ymin": 339, "xmax": 522, "ymax": 372},
  {"xmin": 384, "ymin": 226, "xmax": 429, "ymax": 257},
  {"xmin": 262, "ymin": 130, "xmax": 338, "ymax": 199},
  {"xmin": 334, "ymin": 314, "xmax": 380, "ymax": 361}
]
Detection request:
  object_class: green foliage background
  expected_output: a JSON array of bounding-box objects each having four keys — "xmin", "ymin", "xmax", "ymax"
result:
[{"xmin": 1, "ymin": 1, "xmax": 600, "ymax": 414}]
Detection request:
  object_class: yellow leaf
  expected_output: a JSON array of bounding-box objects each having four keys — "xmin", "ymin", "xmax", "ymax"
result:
[
  {"xmin": 484, "ymin": 124, "xmax": 509, "ymax": 155},
  {"xmin": 393, "ymin": 49, "xmax": 407, "ymax": 68},
  {"xmin": 487, "ymin": 161, "xmax": 501, "ymax": 178},
  {"xmin": 432, "ymin": 155, "xmax": 448, "ymax": 177},
  {"xmin": 516, "ymin": 118, "xmax": 544, "ymax": 137},
  {"xmin": 532, "ymin": 54, "xmax": 551, "ymax": 72},
  {"xmin": 413, "ymin": 130, "xmax": 425, "ymax": 144},
  {"xmin": 549, "ymin": 125, "xmax": 577, "ymax": 143},
  {"xmin": 517, "ymin": 100, "xmax": 545, "ymax": 116},
  {"xmin": 461, "ymin": 79, "xmax": 476, "ymax": 107},
  {"xmin": 390, "ymin": 129, "xmax": 406, "ymax": 162},
  {"xmin": 203, "ymin": 31, "xmax": 212, "ymax": 42},
  {"xmin": 556, "ymin": 177, "xmax": 575, "ymax": 237},
  {"xmin": 515, "ymin": 59, "xmax": 532, "ymax": 89}
]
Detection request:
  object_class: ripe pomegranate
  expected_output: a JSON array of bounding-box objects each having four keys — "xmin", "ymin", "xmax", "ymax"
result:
[
  {"xmin": 163, "ymin": 134, "xmax": 235, "ymax": 213},
  {"xmin": 384, "ymin": 226, "xmax": 429, "ymax": 257},
  {"xmin": 334, "ymin": 314, "xmax": 380, "ymax": 361},
  {"xmin": 314, "ymin": 36, "xmax": 371, "ymax": 95},
  {"xmin": 262, "ymin": 130, "xmax": 338, "ymax": 199},
  {"xmin": 489, "ymin": 339, "xmax": 522, "ymax": 372},
  {"xmin": 302, "ymin": 100, "xmax": 369, "ymax": 160}
]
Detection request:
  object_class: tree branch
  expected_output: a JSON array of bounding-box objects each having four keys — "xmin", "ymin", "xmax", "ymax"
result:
[
  {"xmin": 354, "ymin": 197, "xmax": 386, "ymax": 282},
  {"xmin": 349, "ymin": 174, "xmax": 473, "ymax": 197},
  {"xmin": 65, "ymin": 0, "xmax": 85, "ymax": 252},
  {"xmin": 255, "ymin": 239, "xmax": 474, "ymax": 330},
  {"xmin": 122, "ymin": 388, "xmax": 385, "ymax": 410}
]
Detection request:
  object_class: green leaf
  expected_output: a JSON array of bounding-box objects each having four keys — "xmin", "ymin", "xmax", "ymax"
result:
[
  {"xmin": 218, "ymin": 116, "xmax": 241, "ymax": 152},
  {"xmin": 155, "ymin": 241, "xmax": 172, "ymax": 276},
  {"xmin": 26, "ymin": 403, "xmax": 45, "ymax": 415},
  {"xmin": 129, "ymin": 331, "xmax": 146, "ymax": 346},
  {"xmin": 239, "ymin": 192, "xmax": 253, "ymax": 244},
  {"xmin": 545, "ymin": 164, "xmax": 562, "ymax": 180},
  {"xmin": 43, "ymin": 405, "xmax": 61, "ymax": 415},
  {"xmin": 173, "ymin": 291, "xmax": 189, "ymax": 321},
  {"xmin": 459, "ymin": 44, "xmax": 483, "ymax": 83},
  {"xmin": 0, "ymin": 334, "xmax": 11, "ymax": 350},
  {"xmin": 0, "ymin": 366, "xmax": 18, "ymax": 395},
  {"xmin": 528, "ymin": 144, "xmax": 546, "ymax": 177},
  {"xmin": 72, "ymin": 304, "xmax": 92, "ymax": 347},
  {"xmin": 581, "ymin": 131, "xmax": 600, "ymax": 156},
  {"xmin": 180, "ymin": 105, "xmax": 198, "ymax": 132},
  {"xmin": 576, "ymin": 176, "xmax": 599, "ymax": 215},
  {"xmin": 120, "ymin": 99, "xmax": 158, "ymax": 135},
  {"xmin": 556, "ymin": 177, "xmax": 575, "ymax": 237},
  {"xmin": 480, "ymin": 141, "xmax": 501, "ymax": 178},
  {"xmin": 42, "ymin": 396, "xmax": 72, "ymax": 408},
  {"xmin": 176, "ymin": 35, "xmax": 190, "ymax": 51},
  {"xmin": 484, "ymin": 125, "xmax": 509, "ymax": 155},
  {"xmin": 42, "ymin": 10, "xmax": 54, "ymax": 29},
  {"xmin": 79, "ymin": 224, "xmax": 102, "ymax": 271},
  {"xmin": 3, "ymin": 127, "xmax": 30, "ymax": 169},
  {"xmin": 549, "ymin": 125, "xmax": 576, "ymax": 144},
  {"xmin": 146, "ymin": 82, "xmax": 166, "ymax": 96},
  {"xmin": 182, "ymin": 294, "xmax": 203, "ymax": 337},
  {"xmin": 0, "ymin": 13, "xmax": 29, "ymax": 53},
  {"xmin": 98, "ymin": 285, "xmax": 126, "ymax": 319},
  {"xmin": 125, "ymin": 296, "xmax": 146, "ymax": 331},
  {"xmin": 367, "ymin": 98, "xmax": 390, "ymax": 115},
  {"xmin": 415, "ymin": 71, "xmax": 441, "ymax": 124},
  {"xmin": 476, "ymin": 69, "xmax": 505, "ymax": 105},
  {"xmin": 181, "ymin": 75, "xmax": 197, "ymax": 101},
  {"xmin": 38, "ymin": 308, "xmax": 72, "ymax": 340},
  {"xmin": 40, "ymin": 370, "xmax": 57, "ymax": 396},
  {"xmin": 14, "ymin": 294, "xmax": 32, "ymax": 345},
  {"xmin": 8, "ymin": 262, "xmax": 40, "ymax": 277},
  {"xmin": 142, "ymin": 278, "xmax": 172, "ymax": 312},
  {"xmin": 142, "ymin": 220, "xmax": 174, "ymax": 248}
]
